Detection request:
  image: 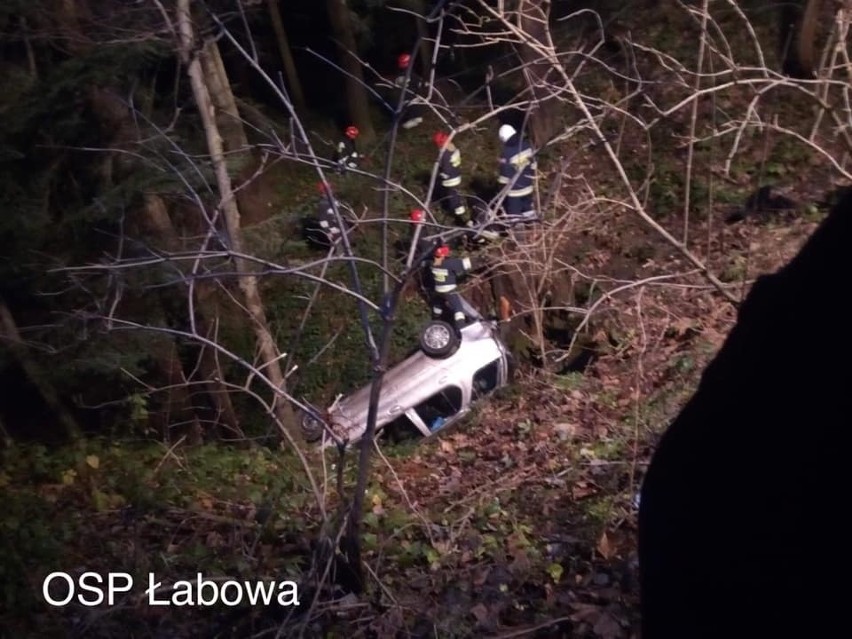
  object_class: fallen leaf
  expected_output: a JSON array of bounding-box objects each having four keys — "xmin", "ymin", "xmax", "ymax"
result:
[
  {"xmin": 572, "ymin": 481, "xmax": 597, "ymax": 500},
  {"xmin": 85, "ymin": 455, "xmax": 100, "ymax": 470},
  {"xmin": 547, "ymin": 562, "xmax": 564, "ymax": 583},
  {"xmin": 440, "ymin": 440, "xmax": 455, "ymax": 454},
  {"xmin": 597, "ymin": 531, "xmax": 616, "ymax": 560},
  {"xmin": 472, "ymin": 567, "xmax": 490, "ymax": 586},
  {"xmin": 470, "ymin": 603, "xmax": 490, "ymax": 626}
]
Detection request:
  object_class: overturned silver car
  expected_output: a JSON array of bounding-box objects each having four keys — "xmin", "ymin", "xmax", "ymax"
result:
[{"xmin": 301, "ymin": 318, "xmax": 512, "ymax": 447}]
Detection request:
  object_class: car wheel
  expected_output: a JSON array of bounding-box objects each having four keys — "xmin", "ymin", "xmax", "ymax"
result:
[
  {"xmin": 301, "ymin": 412, "xmax": 324, "ymax": 442},
  {"xmin": 419, "ymin": 320, "xmax": 461, "ymax": 358}
]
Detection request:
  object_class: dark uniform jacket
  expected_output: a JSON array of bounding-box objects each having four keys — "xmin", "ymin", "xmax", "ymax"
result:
[
  {"xmin": 498, "ymin": 134, "xmax": 536, "ymax": 197},
  {"xmin": 316, "ymin": 195, "xmax": 343, "ymax": 237},
  {"xmin": 438, "ymin": 146, "xmax": 462, "ymax": 188},
  {"xmin": 334, "ymin": 138, "xmax": 359, "ymax": 169},
  {"xmin": 394, "ymin": 72, "xmax": 427, "ymax": 127},
  {"xmin": 430, "ymin": 256, "xmax": 473, "ymax": 293}
]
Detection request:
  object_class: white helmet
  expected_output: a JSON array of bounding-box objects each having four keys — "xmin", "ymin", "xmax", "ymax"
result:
[{"xmin": 498, "ymin": 124, "xmax": 516, "ymax": 143}]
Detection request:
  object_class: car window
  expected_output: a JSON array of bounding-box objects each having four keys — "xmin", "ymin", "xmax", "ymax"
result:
[
  {"xmin": 381, "ymin": 413, "xmax": 423, "ymax": 444},
  {"xmin": 472, "ymin": 358, "xmax": 501, "ymax": 400},
  {"xmin": 414, "ymin": 386, "xmax": 463, "ymax": 432}
]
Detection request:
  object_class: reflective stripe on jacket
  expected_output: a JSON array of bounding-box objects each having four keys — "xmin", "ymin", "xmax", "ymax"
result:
[
  {"xmin": 317, "ymin": 196, "xmax": 341, "ymax": 230},
  {"xmin": 335, "ymin": 139, "xmax": 358, "ymax": 165},
  {"xmin": 439, "ymin": 147, "xmax": 462, "ymax": 188},
  {"xmin": 430, "ymin": 257, "xmax": 472, "ymax": 293},
  {"xmin": 498, "ymin": 135, "xmax": 536, "ymax": 195}
]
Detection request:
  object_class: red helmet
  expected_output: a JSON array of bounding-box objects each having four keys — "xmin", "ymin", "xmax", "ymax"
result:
[
  {"xmin": 397, "ymin": 53, "xmax": 411, "ymax": 70},
  {"xmin": 434, "ymin": 245, "xmax": 450, "ymax": 258},
  {"xmin": 410, "ymin": 209, "xmax": 425, "ymax": 223},
  {"xmin": 432, "ymin": 131, "xmax": 449, "ymax": 147},
  {"xmin": 345, "ymin": 125, "xmax": 359, "ymax": 139}
]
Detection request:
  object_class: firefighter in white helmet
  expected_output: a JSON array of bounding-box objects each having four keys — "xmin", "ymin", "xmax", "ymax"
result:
[{"xmin": 497, "ymin": 123, "xmax": 538, "ymax": 220}]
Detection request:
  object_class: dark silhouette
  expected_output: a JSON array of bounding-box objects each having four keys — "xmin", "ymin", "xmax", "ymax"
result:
[
  {"xmin": 779, "ymin": 0, "xmax": 822, "ymax": 79},
  {"xmin": 639, "ymin": 188, "xmax": 851, "ymax": 638},
  {"xmin": 724, "ymin": 185, "xmax": 798, "ymax": 224}
]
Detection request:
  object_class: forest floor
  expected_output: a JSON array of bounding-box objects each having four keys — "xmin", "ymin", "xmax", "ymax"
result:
[
  {"xmin": 0, "ymin": 206, "xmax": 821, "ymax": 639},
  {"xmin": 316, "ymin": 210, "xmax": 821, "ymax": 639}
]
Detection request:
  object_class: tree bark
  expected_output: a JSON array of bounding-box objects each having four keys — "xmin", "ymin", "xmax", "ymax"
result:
[
  {"xmin": 394, "ymin": 0, "xmax": 434, "ymax": 78},
  {"xmin": 199, "ymin": 39, "xmax": 249, "ymax": 154},
  {"xmin": 780, "ymin": 0, "xmax": 824, "ymax": 78},
  {"xmin": 266, "ymin": 0, "xmax": 307, "ymax": 111},
  {"xmin": 149, "ymin": 340, "xmax": 204, "ymax": 445},
  {"xmin": 139, "ymin": 193, "xmax": 241, "ymax": 438},
  {"xmin": 0, "ymin": 297, "xmax": 82, "ymax": 440},
  {"xmin": 517, "ymin": 0, "xmax": 560, "ymax": 147},
  {"xmin": 176, "ymin": 0, "xmax": 298, "ymax": 437},
  {"xmin": 325, "ymin": 0, "xmax": 376, "ymax": 142}
]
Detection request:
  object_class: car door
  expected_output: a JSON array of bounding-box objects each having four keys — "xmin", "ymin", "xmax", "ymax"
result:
[{"xmin": 408, "ymin": 384, "xmax": 465, "ymax": 435}]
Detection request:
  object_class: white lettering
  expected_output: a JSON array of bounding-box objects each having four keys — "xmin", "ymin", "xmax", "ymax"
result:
[
  {"xmin": 196, "ymin": 574, "xmax": 218, "ymax": 606},
  {"xmin": 77, "ymin": 572, "xmax": 104, "ymax": 606},
  {"xmin": 172, "ymin": 580, "xmax": 193, "ymax": 606},
  {"xmin": 42, "ymin": 572, "xmax": 74, "ymax": 606},
  {"xmin": 244, "ymin": 581, "xmax": 275, "ymax": 606},
  {"xmin": 146, "ymin": 573, "xmax": 169, "ymax": 606},
  {"xmin": 219, "ymin": 581, "xmax": 241, "ymax": 606},
  {"xmin": 277, "ymin": 581, "xmax": 300, "ymax": 607},
  {"xmin": 107, "ymin": 573, "xmax": 133, "ymax": 605}
]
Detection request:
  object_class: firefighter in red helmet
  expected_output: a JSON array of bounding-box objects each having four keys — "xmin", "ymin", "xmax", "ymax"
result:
[
  {"xmin": 394, "ymin": 51, "xmax": 426, "ymax": 130},
  {"xmin": 303, "ymin": 182, "xmax": 354, "ymax": 249},
  {"xmin": 428, "ymin": 243, "xmax": 475, "ymax": 329},
  {"xmin": 432, "ymin": 131, "xmax": 467, "ymax": 223},
  {"xmin": 334, "ymin": 125, "xmax": 360, "ymax": 173}
]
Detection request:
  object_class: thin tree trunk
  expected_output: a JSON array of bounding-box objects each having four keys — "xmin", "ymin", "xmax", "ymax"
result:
[
  {"xmin": 402, "ymin": 0, "xmax": 434, "ymax": 78},
  {"xmin": 199, "ymin": 39, "xmax": 249, "ymax": 153},
  {"xmin": 325, "ymin": 0, "xmax": 376, "ymax": 142},
  {"xmin": 176, "ymin": 0, "xmax": 298, "ymax": 437},
  {"xmin": 0, "ymin": 298, "xmax": 82, "ymax": 440},
  {"xmin": 266, "ymin": 0, "xmax": 307, "ymax": 111},
  {"xmin": 517, "ymin": 0, "xmax": 560, "ymax": 147},
  {"xmin": 150, "ymin": 340, "xmax": 204, "ymax": 446},
  {"xmin": 140, "ymin": 193, "xmax": 241, "ymax": 437}
]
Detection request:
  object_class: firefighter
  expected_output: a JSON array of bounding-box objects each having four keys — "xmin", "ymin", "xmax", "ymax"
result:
[
  {"xmin": 497, "ymin": 124, "xmax": 538, "ymax": 220},
  {"xmin": 307, "ymin": 182, "xmax": 351, "ymax": 248},
  {"xmin": 429, "ymin": 244, "xmax": 474, "ymax": 329},
  {"xmin": 432, "ymin": 131, "xmax": 467, "ymax": 223},
  {"xmin": 394, "ymin": 53, "xmax": 426, "ymax": 130},
  {"xmin": 334, "ymin": 125, "xmax": 360, "ymax": 173}
]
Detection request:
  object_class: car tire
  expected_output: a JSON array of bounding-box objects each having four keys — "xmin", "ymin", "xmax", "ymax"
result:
[
  {"xmin": 301, "ymin": 411, "xmax": 324, "ymax": 442},
  {"xmin": 419, "ymin": 320, "xmax": 461, "ymax": 359}
]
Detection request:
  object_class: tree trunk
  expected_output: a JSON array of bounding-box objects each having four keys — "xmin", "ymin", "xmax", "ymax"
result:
[
  {"xmin": 325, "ymin": 0, "xmax": 376, "ymax": 142},
  {"xmin": 149, "ymin": 340, "xmax": 204, "ymax": 446},
  {"xmin": 397, "ymin": 0, "xmax": 433, "ymax": 78},
  {"xmin": 199, "ymin": 39, "xmax": 249, "ymax": 154},
  {"xmin": 176, "ymin": 0, "xmax": 298, "ymax": 438},
  {"xmin": 139, "ymin": 193, "xmax": 241, "ymax": 438},
  {"xmin": 266, "ymin": 0, "xmax": 307, "ymax": 111},
  {"xmin": 0, "ymin": 297, "xmax": 82, "ymax": 440},
  {"xmin": 517, "ymin": 0, "xmax": 560, "ymax": 147}
]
